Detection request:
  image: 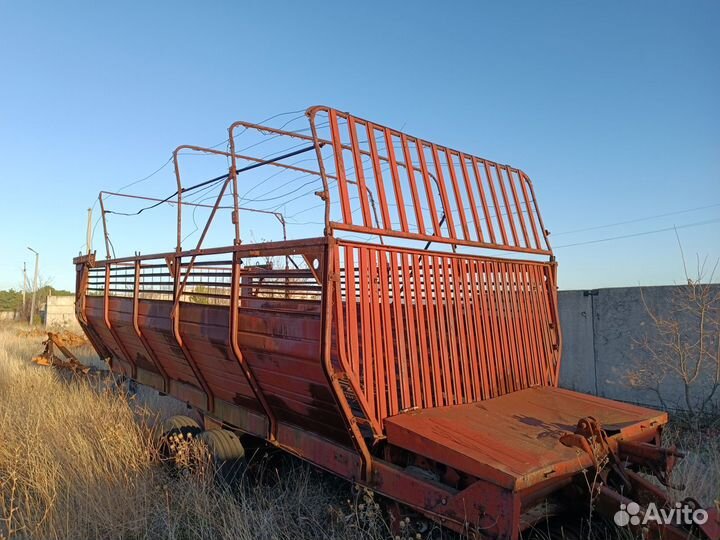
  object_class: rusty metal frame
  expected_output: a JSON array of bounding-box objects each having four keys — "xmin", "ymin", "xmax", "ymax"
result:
[
  {"xmin": 102, "ymin": 261, "xmax": 137, "ymax": 378},
  {"xmin": 170, "ymin": 252, "xmax": 215, "ymax": 413},
  {"xmin": 229, "ymin": 248, "xmax": 278, "ymax": 442},
  {"xmin": 320, "ymin": 237, "xmax": 375, "ymax": 480},
  {"xmin": 132, "ymin": 259, "xmax": 170, "ymax": 393},
  {"xmin": 306, "ymin": 106, "xmax": 553, "ymax": 257}
]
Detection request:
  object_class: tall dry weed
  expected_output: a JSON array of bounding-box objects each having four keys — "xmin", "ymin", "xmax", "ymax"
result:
[{"xmin": 0, "ymin": 324, "xmax": 396, "ymax": 539}]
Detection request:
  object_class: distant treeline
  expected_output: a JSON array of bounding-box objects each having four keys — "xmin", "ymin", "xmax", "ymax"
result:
[{"xmin": 0, "ymin": 287, "xmax": 73, "ymax": 311}]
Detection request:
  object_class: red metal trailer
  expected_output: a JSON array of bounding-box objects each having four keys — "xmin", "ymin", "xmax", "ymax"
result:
[{"xmin": 74, "ymin": 107, "xmax": 718, "ymax": 539}]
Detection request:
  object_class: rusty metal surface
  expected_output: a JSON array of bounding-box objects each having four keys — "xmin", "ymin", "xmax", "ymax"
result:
[
  {"xmin": 384, "ymin": 386, "xmax": 668, "ymax": 490},
  {"xmin": 81, "ymin": 239, "xmax": 354, "ymax": 447},
  {"xmin": 32, "ymin": 332, "xmax": 91, "ymax": 375},
  {"xmin": 332, "ymin": 240, "xmax": 560, "ymax": 428}
]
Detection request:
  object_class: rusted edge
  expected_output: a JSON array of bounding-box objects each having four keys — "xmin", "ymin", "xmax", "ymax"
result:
[
  {"xmin": 319, "ymin": 238, "xmax": 374, "ymax": 482},
  {"xmin": 170, "ymin": 255, "xmax": 215, "ymax": 413},
  {"xmin": 229, "ymin": 250, "xmax": 278, "ymax": 442},
  {"xmin": 73, "ymin": 254, "xmax": 110, "ymax": 361},
  {"xmin": 132, "ymin": 259, "xmax": 170, "ymax": 393},
  {"xmin": 103, "ymin": 261, "xmax": 137, "ymax": 378}
]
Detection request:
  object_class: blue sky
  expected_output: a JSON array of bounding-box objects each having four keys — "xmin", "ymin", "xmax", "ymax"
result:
[{"xmin": 0, "ymin": 0, "xmax": 718, "ymax": 291}]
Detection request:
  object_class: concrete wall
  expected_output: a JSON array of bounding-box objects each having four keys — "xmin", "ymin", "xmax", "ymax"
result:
[
  {"xmin": 43, "ymin": 295, "xmax": 81, "ymax": 330},
  {"xmin": 558, "ymin": 285, "xmax": 720, "ymax": 412}
]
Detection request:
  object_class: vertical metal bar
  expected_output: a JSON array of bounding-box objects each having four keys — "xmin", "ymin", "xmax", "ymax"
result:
[
  {"xmin": 358, "ymin": 247, "xmax": 376, "ymax": 418},
  {"xmin": 332, "ymin": 244, "xmax": 383, "ymax": 435},
  {"xmin": 516, "ymin": 264, "xmax": 542, "ymax": 386},
  {"xmin": 103, "ymin": 263, "xmax": 137, "ymax": 379},
  {"xmin": 400, "ymin": 134, "xmax": 427, "ymax": 235},
  {"xmin": 503, "ymin": 166, "xmax": 531, "ymax": 248},
  {"xmin": 365, "ymin": 123, "xmax": 392, "ymax": 229},
  {"xmin": 411, "ymin": 253, "xmax": 435, "ymax": 407},
  {"xmin": 376, "ymin": 249, "xmax": 399, "ymax": 415},
  {"xmin": 415, "ymin": 142, "xmax": 443, "ymax": 237},
  {"xmin": 367, "ymin": 247, "xmax": 387, "ymax": 419},
  {"xmin": 227, "ymin": 162, "xmax": 242, "ymax": 247},
  {"xmin": 482, "ymin": 161, "xmax": 509, "ymax": 245},
  {"xmin": 133, "ymin": 260, "xmax": 169, "ymax": 392},
  {"xmin": 328, "ymin": 110, "xmax": 353, "ymax": 224},
  {"xmin": 473, "ymin": 259, "xmax": 498, "ymax": 398},
  {"xmin": 506, "ymin": 262, "xmax": 529, "ymax": 390},
  {"xmin": 501, "ymin": 261, "xmax": 525, "ymax": 391},
  {"xmin": 491, "ymin": 164, "xmax": 520, "ymax": 247},
  {"xmin": 433, "ymin": 256, "xmax": 454, "ymax": 405},
  {"xmin": 320, "ymin": 241, "xmax": 374, "ymax": 481},
  {"xmin": 419, "ymin": 254, "xmax": 442, "ymax": 406},
  {"xmin": 171, "ymin": 152, "xmax": 183, "ymax": 253},
  {"xmin": 444, "ymin": 150, "xmax": 470, "ymax": 241},
  {"xmin": 333, "ymin": 247, "xmax": 349, "ymax": 369},
  {"xmin": 438, "ymin": 256, "xmax": 460, "ymax": 404},
  {"xmin": 516, "ymin": 170, "xmax": 542, "ymax": 250},
  {"xmin": 485, "ymin": 261, "xmax": 510, "ymax": 394},
  {"xmin": 400, "ymin": 253, "xmax": 423, "ymax": 407},
  {"xmin": 388, "ymin": 250, "xmax": 411, "ymax": 410},
  {"xmin": 229, "ymin": 251, "xmax": 277, "ymax": 440},
  {"xmin": 428, "ymin": 144, "xmax": 457, "ymax": 239},
  {"xmin": 307, "ymin": 109, "xmax": 333, "ymax": 233},
  {"xmin": 544, "ymin": 263, "xmax": 562, "ymax": 384},
  {"xmin": 173, "ymin": 178, "xmax": 232, "ymax": 301},
  {"xmin": 98, "ymin": 194, "xmax": 112, "ymax": 259},
  {"xmin": 529, "ymin": 265, "xmax": 552, "ymax": 386},
  {"xmin": 470, "ymin": 158, "xmax": 499, "ymax": 244},
  {"xmin": 345, "ymin": 247, "xmax": 361, "ymax": 379},
  {"xmin": 457, "ymin": 153, "xmax": 484, "ymax": 242},
  {"xmin": 550, "ymin": 263, "xmax": 563, "ymax": 383},
  {"xmin": 450, "ymin": 257, "xmax": 472, "ymax": 401},
  {"xmin": 522, "ymin": 172, "xmax": 552, "ymax": 252},
  {"xmin": 384, "ymin": 129, "xmax": 409, "ymax": 233},
  {"xmin": 347, "ymin": 116, "xmax": 373, "ymax": 227},
  {"xmin": 171, "ymin": 255, "xmax": 214, "ymax": 412},
  {"xmin": 461, "ymin": 258, "xmax": 484, "ymax": 400}
]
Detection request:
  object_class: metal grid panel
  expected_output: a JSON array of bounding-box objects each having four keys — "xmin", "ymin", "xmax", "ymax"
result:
[
  {"xmin": 334, "ymin": 241, "xmax": 560, "ymax": 422},
  {"xmin": 309, "ymin": 107, "xmax": 552, "ymax": 256}
]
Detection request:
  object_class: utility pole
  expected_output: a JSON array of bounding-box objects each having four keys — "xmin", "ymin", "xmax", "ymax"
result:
[
  {"xmin": 86, "ymin": 207, "xmax": 92, "ymax": 254},
  {"xmin": 27, "ymin": 247, "xmax": 39, "ymax": 326},
  {"xmin": 22, "ymin": 262, "xmax": 27, "ymax": 311}
]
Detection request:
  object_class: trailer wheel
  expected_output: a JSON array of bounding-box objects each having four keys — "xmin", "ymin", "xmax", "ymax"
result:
[
  {"xmin": 198, "ymin": 429, "xmax": 246, "ymax": 484},
  {"xmin": 157, "ymin": 415, "xmax": 202, "ymax": 461}
]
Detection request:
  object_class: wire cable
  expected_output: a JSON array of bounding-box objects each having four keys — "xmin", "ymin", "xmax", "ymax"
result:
[
  {"xmin": 554, "ymin": 218, "xmax": 720, "ymax": 248},
  {"xmin": 105, "ymin": 145, "xmax": 317, "ymax": 217},
  {"xmin": 552, "ymin": 203, "xmax": 720, "ymax": 236}
]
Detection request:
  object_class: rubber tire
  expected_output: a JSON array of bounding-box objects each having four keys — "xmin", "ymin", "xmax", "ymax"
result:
[
  {"xmin": 198, "ymin": 429, "xmax": 245, "ymax": 484},
  {"xmin": 158, "ymin": 415, "xmax": 202, "ymax": 461},
  {"xmin": 160, "ymin": 415, "xmax": 202, "ymax": 439}
]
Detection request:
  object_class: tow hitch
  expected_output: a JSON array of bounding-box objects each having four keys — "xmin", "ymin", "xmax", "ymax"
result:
[{"xmin": 561, "ymin": 417, "xmax": 719, "ymax": 540}]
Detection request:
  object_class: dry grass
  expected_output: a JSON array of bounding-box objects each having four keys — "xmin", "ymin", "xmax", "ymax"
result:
[
  {"xmin": 0, "ymin": 322, "xmax": 717, "ymax": 540},
  {"xmin": 0, "ymin": 324, "xmax": 400, "ymax": 540}
]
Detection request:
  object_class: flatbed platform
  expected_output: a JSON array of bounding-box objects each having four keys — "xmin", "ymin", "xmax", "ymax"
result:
[{"xmin": 384, "ymin": 386, "xmax": 667, "ymax": 491}]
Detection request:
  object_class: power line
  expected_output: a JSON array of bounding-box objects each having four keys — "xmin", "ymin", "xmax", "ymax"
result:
[
  {"xmin": 116, "ymin": 157, "xmax": 174, "ymax": 192},
  {"xmin": 206, "ymin": 109, "xmax": 307, "ymax": 150},
  {"xmin": 105, "ymin": 145, "xmax": 316, "ymax": 217},
  {"xmin": 552, "ymin": 203, "xmax": 720, "ymax": 236},
  {"xmin": 554, "ymin": 218, "xmax": 720, "ymax": 248}
]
